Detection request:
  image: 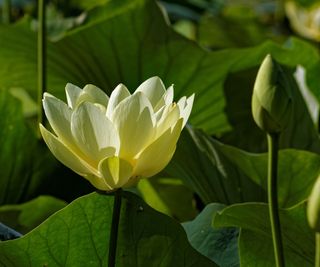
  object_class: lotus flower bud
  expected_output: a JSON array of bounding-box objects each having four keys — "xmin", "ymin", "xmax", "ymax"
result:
[
  {"xmin": 252, "ymin": 55, "xmax": 293, "ymax": 134},
  {"xmin": 40, "ymin": 77, "xmax": 194, "ymax": 191},
  {"xmin": 308, "ymin": 175, "xmax": 320, "ymax": 232}
]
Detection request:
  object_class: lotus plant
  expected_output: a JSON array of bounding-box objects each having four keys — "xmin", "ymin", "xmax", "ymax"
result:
[
  {"xmin": 252, "ymin": 55, "xmax": 294, "ymax": 267},
  {"xmin": 39, "ymin": 77, "xmax": 194, "ymax": 191}
]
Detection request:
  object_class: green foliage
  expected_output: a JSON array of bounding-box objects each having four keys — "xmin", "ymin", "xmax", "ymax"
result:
[
  {"xmin": 0, "ymin": 195, "xmax": 66, "ymax": 234},
  {"xmin": 0, "ymin": 0, "xmax": 320, "ymax": 265},
  {"xmin": 183, "ymin": 203, "xmax": 239, "ymax": 267},
  {"xmin": 0, "ymin": 0, "xmax": 231, "ymax": 134},
  {"xmin": 214, "ymin": 202, "xmax": 314, "ymax": 266},
  {"xmin": 164, "ymin": 127, "xmax": 265, "ymax": 205},
  {"xmin": 222, "ymin": 59, "xmax": 320, "ymax": 152},
  {"xmin": 69, "ymin": 0, "xmax": 109, "ymax": 10},
  {"xmin": 0, "ymin": 191, "xmax": 217, "ymax": 266},
  {"xmin": 2, "ymin": 0, "xmax": 320, "ymax": 139},
  {"xmin": 0, "ymin": 90, "xmax": 95, "ymax": 205},
  {"xmin": 0, "ymin": 90, "xmax": 53, "ymax": 205},
  {"xmin": 198, "ymin": 9, "xmax": 281, "ymax": 49},
  {"xmin": 165, "ymin": 126, "xmax": 320, "ymax": 207},
  {"xmin": 137, "ymin": 177, "xmax": 198, "ymax": 221},
  {"xmin": 217, "ymin": 144, "xmax": 320, "ymax": 208}
]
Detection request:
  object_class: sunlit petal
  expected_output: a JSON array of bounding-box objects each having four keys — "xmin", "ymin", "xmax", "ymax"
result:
[
  {"xmin": 40, "ymin": 124, "xmax": 96, "ymax": 176},
  {"xmin": 83, "ymin": 174, "xmax": 113, "ymax": 191},
  {"xmin": 106, "ymin": 84, "xmax": 131, "ymax": 118},
  {"xmin": 164, "ymin": 85, "xmax": 174, "ymax": 105},
  {"xmin": 154, "ymin": 84, "xmax": 174, "ymax": 112},
  {"xmin": 98, "ymin": 156, "xmax": 133, "ymax": 189},
  {"xmin": 136, "ymin": 76, "xmax": 166, "ymax": 108},
  {"xmin": 156, "ymin": 103, "xmax": 180, "ymax": 137},
  {"xmin": 79, "ymin": 84, "xmax": 109, "ymax": 107},
  {"xmin": 42, "ymin": 93, "xmax": 74, "ymax": 146},
  {"xmin": 71, "ymin": 102, "xmax": 119, "ymax": 164},
  {"xmin": 112, "ymin": 92, "xmax": 155, "ymax": 159},
  {"xmin": 134, "ymin": 119, "xmax": 183, "ymax": 177},
  {"xmin": 178, "ymin": 94, "xmax": 195, "ymax": 127},
  {"xmin": 65, "ymin": 83, "xmax": 82, "ymax": 109}
]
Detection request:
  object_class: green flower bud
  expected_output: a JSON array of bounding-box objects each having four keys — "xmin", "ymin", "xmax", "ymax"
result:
[
  {"xmin": 252, "ymin": 55, "xmax": 293, "ymax": 134},
  {"xmin": 308, "ymin": 175, "xmax": 320, "ymax": 232}
]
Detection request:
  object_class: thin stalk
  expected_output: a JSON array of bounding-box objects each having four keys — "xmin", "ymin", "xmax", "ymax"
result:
[
  {"xmin": 37, "ymin": 0, "xmax": 46, "ymax": 131},
  {"xmin": 2, "ymin": 0, "xmax": 11, "ymax": 24},
  {"xmin": 108, "ymin": 189, "xmax": 122, "ymax": 267},
  {"xmin": 267, "ymin": 133, "xmax": 285, "ymax": 267},
  {"xmin": 316, "ymin": 233, "xmax": 320, "ymax": 267}
]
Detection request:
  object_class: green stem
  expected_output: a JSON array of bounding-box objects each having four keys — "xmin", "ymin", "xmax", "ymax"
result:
[
  {"xmin": 267, "ymin": 133, "xmax": 285, "ymax": 267},
  {"xmin": 108, "ymin": 189, "xmax": 122, "ymax": 267},
  {"xmin": 316, "ymin": 233, "xmax": 320, "ymax": 267},
  {"xmin": 37, "ymin": 0, "xmax": 46, "ymax": 132},
  {"xmin": 2, "ymin": 0, "xmax": 11, "ymax": 24}
]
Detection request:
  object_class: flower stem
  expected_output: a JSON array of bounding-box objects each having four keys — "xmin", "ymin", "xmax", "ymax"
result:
[
  {"xmin": 37, "ymin": 0, "xmax": 46, "ymax": 132},
  {"xmin": 2, "ymin": 0, "xmax": 11, "ymax": 24},
  {"xmin": 108, "ymin": 189, "xmax": 122, "ymax": 267},
  {"xmin": 267, "ymin": 133, "xmax": 285, "ymax": 267},
  {"xmin": 316, "ymin": 233, "xmax": 320, "ymax": 267}
]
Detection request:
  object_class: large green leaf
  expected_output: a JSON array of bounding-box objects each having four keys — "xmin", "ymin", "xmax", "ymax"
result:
[
  {"xmin": 0, "ymin": 191, "xmax": 216, "ymax": 267},
  {"xmin": 0, "ymin": 195, "xmax": 66, "ymax": 234},
  {"xmin": 163, "ymin": 126, "xmax": 265, "ymax": 205},
  {"xmin": 0, "ymin": 0, "xmax": 230, "ymax": 135},
  {"xmin": 183, "ymin": 203, "xmax": 239, "ymax": 267},
  {"xmin": 165, "ymin": 126, "xmax": 320, "ymax": 208},
  {"xmin": 198, "ymin": 5, "xmax": 284, "ymax": 49},
  {"xmin": 214, "ymin": 202, "xmax": 314, "ymax": 266},
  {"xmin": 1, "ymin": 0, "xmax": 320, "ymax": 138},
  {"xmin": 217, "ymin": 143, "xmax": 320, "ymax": 208},
  {"xmin": 0, "ymin": 90, "xmax": 51, "ymax": 205},
  {"xmin": 137, "ymin": 176, "xmax": 198, "ymax": 222}
]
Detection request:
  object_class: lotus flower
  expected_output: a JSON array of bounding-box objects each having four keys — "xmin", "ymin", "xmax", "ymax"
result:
[
  {"xmin": 286, "ymin": 1, "xmax": 320, "ymax": 41},
  {"xmin": 40, "ymin": 77, "xmax": 194, "ymax": 191}
]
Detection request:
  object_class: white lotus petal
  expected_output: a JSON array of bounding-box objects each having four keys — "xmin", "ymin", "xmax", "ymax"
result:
[
  {"xmin": 98, "ymin": 156, "xmax": 133, "ymax": 189},
  {"xmin": 112, "ymin": 92, "xmax": 155, "ymax": 159},
  {"xmin": 164, "ymin": 85, "xmax": 174, "ymax": 105},
  {"xmin": 41, "ymin": 126, "xmax": 113, "ymax": 191},
  {"xmin": 156, "ymin": 103, "xmax": 180, "ymax": 138},
  {"xmin": 106, "ymin": 84, "xmax": 131, "ymax": 119},
  {"xmin": 121, "ymin": 176, "xmax": 141, "ymax": 188},
  {"xmin": 40, "ymin": 124, "xmax": 95, "ymax": 176},
  {"xmin": 178, "ymin": 94, "xmax": 195, "ymax": 127},
  {"xmin": 134, "ymin": 119, "xmax": 183, "ymax": 177},
  {"xmin": 83, "ymin": 174, "xmax": 113, "ymax": 191},
  {"xmin": 154, "ymin": 105, "xmax": 166, "ymax": 122},
  {"xmin": 136, "ymin": 76, "xmax": 166, "ymax": 108},
  {"xmin": 71, "ymin": 102, "xmax": 119, "ymax": 165},
  {"xmin": 177, "ymin": 96, "xmax": 186, "ymax": 109},
  {"xmin": 153, "ymin": 98, "xmax": 165, "ymax": 112},
  {"xmin": 65, "ymin": 83, "xmax": 82, "ymax": 109},
  {"xmin": 80, "ymin": 84, "xmax": 109, "ymax": 107},
  {"xmin": 153, "ymin": 86, "xmax": 173, "ymax": 112},
  {"xmin": 43, "ymin": 93, "xmax": 74, "ymax": 146}
]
